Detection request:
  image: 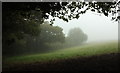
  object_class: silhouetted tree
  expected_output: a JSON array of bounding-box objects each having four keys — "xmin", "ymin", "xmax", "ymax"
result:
[{"xmin": 3, "ymin": 2, "xmax": 118, "ymax": 23}]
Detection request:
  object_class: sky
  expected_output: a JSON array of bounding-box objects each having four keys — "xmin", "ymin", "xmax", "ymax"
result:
[{"xmin": 51, "ymin": 11, "xmax": 118, "ymax": 43}]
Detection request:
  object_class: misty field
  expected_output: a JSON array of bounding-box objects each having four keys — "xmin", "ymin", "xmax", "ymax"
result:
[{"xmin": 3, "ymin": 41, "xmax": 119, "ymax": 72}]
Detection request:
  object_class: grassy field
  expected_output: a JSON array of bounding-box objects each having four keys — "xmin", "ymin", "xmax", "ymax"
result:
[{"xmin": 3, "ymin": 41, "xmax": 119, "ymax": 71}]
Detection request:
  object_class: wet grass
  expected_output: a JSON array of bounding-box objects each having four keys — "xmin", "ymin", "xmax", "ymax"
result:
[{"xmin": 3, "ymin": 41, "xmax": 119, "ymax": 72}]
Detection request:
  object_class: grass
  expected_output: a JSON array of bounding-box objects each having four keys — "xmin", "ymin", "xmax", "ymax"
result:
[{"xmin": 3, "ymin": 41, "xmax": 118, "ymax": 65}]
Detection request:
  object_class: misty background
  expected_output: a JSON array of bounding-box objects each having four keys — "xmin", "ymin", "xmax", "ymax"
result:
[{"xmin": 52, "ymin": 11, "xmax": 118, "ymax": 43}]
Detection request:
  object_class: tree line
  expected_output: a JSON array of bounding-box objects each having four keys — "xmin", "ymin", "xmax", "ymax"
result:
[
  {"xmin": 3, "ymin": 2, "xmax": 118, "ymax": 56},
  {"xmin": 3, "ymin": 20, "xmax": 87, "ymax": 56}
]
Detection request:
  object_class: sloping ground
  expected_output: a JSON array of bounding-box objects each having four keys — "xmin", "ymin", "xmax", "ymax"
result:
[
  {"xmin": 3, "ymin": 53, "xmax": 119, "ymax": 72},
  {"xmin": 2, "ymin": 41, "xmax": 119, "ymax": 72}
]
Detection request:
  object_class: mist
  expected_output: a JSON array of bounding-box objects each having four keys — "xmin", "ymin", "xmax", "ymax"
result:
[
  {"xmin": 53, "ymin": 11, "xmax": 118, "ymax": 43},
  {"xmin": 3, "ymin": 2, "xmax": 119, "ymax": 72}
]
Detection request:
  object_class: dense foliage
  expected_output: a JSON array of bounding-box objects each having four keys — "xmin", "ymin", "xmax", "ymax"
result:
[
  {"xmin": 3, "ymin": 22, "xmax": 65, "ymax": 56},
  {"xmin": 25, "ymin": 22, "xmax": 65, "ymax": 52}
]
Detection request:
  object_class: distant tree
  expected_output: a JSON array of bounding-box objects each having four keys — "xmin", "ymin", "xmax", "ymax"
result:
[{"xmin": 66, "ymin": 28, "xmax": 88, "ymax": 46}]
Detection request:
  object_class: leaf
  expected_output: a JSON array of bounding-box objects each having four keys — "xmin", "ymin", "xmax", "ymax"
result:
[
  {"xmin": 76, "ymin": 14, "xmax": 80, "ymax": 19},
  {"xmin": 91, "ymin": 9, "xmax": 95, "ymax": 12}
]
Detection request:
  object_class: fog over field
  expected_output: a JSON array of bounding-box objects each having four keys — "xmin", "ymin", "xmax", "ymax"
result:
[
  {"xmin": 53, "ymin": 11, "xmax": 118, "ymax": 43},
  {"xmin": 3, "ymin": 2, "xmax": 119, "ymax": 72}
]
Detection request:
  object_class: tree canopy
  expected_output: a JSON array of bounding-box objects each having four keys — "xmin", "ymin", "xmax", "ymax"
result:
[
  {"xmin": 3, "ymin": 21, "xmax": 65, "ymax": 55},
  {"xmin": 3, "ymin": 1, "xmax": 119, "ymax": 24},
  {"xmin": 3, "ymin": 10, "xmax": 42, "ymax": 50},
  {"xmin": 39, "ymin": 23, "xmax": 65, "ymax": 43}
]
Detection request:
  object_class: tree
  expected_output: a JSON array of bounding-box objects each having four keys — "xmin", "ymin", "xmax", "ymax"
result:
[
  {"xmin": 2, "ymin": 10, "xmax": 42, "ymax": 55},
  {"xmin": 25, "ymin": 22, "xmax": 65, "ymax": 52},
  {"xmin": 66, "ymin": 28, "xmax": 88, "ymax": 46},
  {"xmin": 35, "ymin": 22, "xmax": 65, "ymax": 45},
  {"xmin": 3, "ymin": 1, "xmax": 119, "ymax": 24},
  {"xmin": 39, "ymin": 23, "xmax": 65, "ymax": 43}
]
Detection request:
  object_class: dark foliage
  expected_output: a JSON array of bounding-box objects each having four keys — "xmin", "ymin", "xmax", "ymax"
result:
[{"xmin": 3, "ymin": 2, "xmax": 118, "ymax": 23}]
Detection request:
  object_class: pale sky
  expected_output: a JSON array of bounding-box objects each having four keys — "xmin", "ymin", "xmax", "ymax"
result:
[{"xmin": 52, "ymin": 11, "xmax": 118, "ymax": 43}]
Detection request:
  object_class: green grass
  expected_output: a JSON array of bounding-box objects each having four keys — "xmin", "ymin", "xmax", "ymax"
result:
[{"xmin": 3, "ymin": 41, "xmax": 118, "ymax": 65}]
